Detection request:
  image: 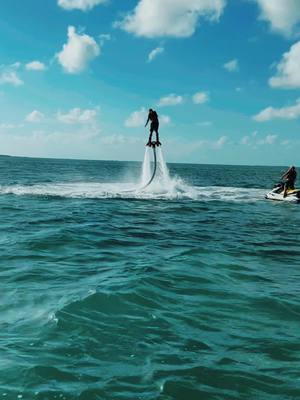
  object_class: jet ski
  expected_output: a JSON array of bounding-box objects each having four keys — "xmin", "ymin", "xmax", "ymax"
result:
[{"xmin": 265, "ymin": 182, "xmax": 300, "ymax": 203}]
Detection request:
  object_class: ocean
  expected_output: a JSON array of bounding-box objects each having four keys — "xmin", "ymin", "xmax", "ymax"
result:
[{"xmin": 0, "ymin": 152, "xmax": 300, "ymax": 400}]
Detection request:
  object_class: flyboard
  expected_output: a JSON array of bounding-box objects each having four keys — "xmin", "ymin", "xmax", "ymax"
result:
[{"xmin": 139, "ymin": 142, "xmax": 159, "ymax": 190}]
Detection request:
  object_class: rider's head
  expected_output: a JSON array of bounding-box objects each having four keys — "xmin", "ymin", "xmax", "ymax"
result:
[{"xmin": 149, "ymin": 108, "xmax": 153, "ymax": 113}]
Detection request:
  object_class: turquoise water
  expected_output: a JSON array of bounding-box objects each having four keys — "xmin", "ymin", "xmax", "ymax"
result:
[{"xmin": 1, "ymin": 155, "xmax": 300, "ymax": 400}]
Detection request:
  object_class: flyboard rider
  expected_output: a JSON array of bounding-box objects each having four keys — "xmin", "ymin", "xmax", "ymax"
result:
[{"xmin": 145, "ymin": 109, "xmax": 161, "ymax": 147}]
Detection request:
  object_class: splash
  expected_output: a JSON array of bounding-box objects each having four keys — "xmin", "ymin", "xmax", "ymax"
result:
[
  {"xmin": 141, "ymin": 147, "xmax": 152, "ymax": 186},
  {"xmin": 0, "ymin": 182, "xmax": 266, "ymax": 202},
  {"xmin": 140, "ymin": 146, "xmax": 177, "ymax": 193},
  {"xmin": 0, "ymin": 148, "xmax": 267, "ymax": 202}
]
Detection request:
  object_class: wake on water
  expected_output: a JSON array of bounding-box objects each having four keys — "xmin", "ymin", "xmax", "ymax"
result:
[{"xmin": 0, "ymin": 147, "xmax": 266, "ymax": 202}]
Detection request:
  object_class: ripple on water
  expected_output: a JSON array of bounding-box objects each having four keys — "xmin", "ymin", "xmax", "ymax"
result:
[{"xmin": 1, "ymin": 160, "xmax": 300, "ymax": 399}]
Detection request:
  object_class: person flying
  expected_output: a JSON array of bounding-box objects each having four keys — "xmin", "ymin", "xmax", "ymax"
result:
[
  {"xmin": 145, "ymin": 109, "xmax": 161, "ymax": 147},
  {"xmin": 281, "ymin": 166, "xmax": 297, "ymax": 197}
]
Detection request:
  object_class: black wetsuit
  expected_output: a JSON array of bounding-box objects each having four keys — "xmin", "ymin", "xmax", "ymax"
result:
[
  {"xmin": 145, "ymin": 110, "xmax": 160, "ymax": 144},
  {"xmin": 146, "ymin": 111, "xmax": 159, "ymax": 133},
  {"xmin": 286, "ymin": 169, "xmax": 297, "ymax": 189}
]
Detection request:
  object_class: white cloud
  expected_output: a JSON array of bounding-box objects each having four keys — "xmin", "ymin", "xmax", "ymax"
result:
[
  {"xmin": 25, "ymin": 110, "xmax": 45, "ymax": 123},
  {"xmin": 158, "ymin": 94, "xmax": 183, "ymax": 106},
  {"xmin": 179, "ymin": 136, "xmax": 227, "ymax": 152},
  {"xmin": 116, "ymin": 0, "xmax": 226, "ymax": 38},
  {"xmin": 147, "ymin": 46, "xmax": 164, "ymax": 62},
  {"xmin": 193, "ymin": 91, "xmax": 209, "ymax": 104},
  {"xmin": 213, "ymin": 135, "xmax": 227, "ymax": 149},
  {"xmin": 0, "ymin": 123, "xmax": 23, "ymax": 130},
  {"xmin": 255, "ymin": 0, "xmax": 300, "ymax": 36},
  {"xmin": 11, "ymin": 62, "xmax": 21, "ymax": 69},
  {"xmin": 240, "ymin": 136, "xmax": 250, "ymax": 145},
  {"xmin": 197, "ymin": 121, "xmax": 212, "ymax": 126},
  {"xmin": 58, "ymin": 0, "xmax": 107, "ymax": 11},
  {"xmin": 269, "ymin": 40, "xmax": 300, "ymax": 89},
  {"xmin": 25, "ymin": 61, "xmax": 46, "ymax": 71},
  {"xmin": 223, "ymin": 59, "xmax": 239, "ymax": 72},
  {"xmin": 124, "ymin": 107, "xmax": 147, "ymax": 127},
  {"xmin": 258, "ymin": 134, "xmax": 277, "ymax": 145},
  {"xmin": 57, "ymin": 107, "xmax": 98, "ymax": 124},
  {"xmin": 160, "ymin": 115, "xmax": 171, "ymax": 125},
  {"xmin": 254, "ymin": 99, "xmax": 300, "ymax": 121},
  {"xmin": 57, "ymin": 26, "xmax": 100, "ymax": 74},
  {"xmin": 240, "ymin": 132, "xmax": 277, "ymax": 146},
  {"xmin": 99, "ymin": 33, "xmax": 111, "ymax": 46},
  {"xmin": 100, "ymin": 134, "xmax": 126, "ymax": 145},
  {"xmin": 0, "ymin": 71, "xmax": 23, "ymax": 86}
]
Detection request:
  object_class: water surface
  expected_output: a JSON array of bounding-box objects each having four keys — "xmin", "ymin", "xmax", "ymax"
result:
[{"xmin": 0, "ymin": 155, "xmax": 299, "ymax": 400}]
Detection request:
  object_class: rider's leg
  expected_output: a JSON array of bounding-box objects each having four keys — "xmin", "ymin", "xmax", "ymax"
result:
[
  {"xmin": 155, "ymin": 129, "xmax": 161, "ymax": 145},
  {"xmin": 147, "ymin": 130, "xmax": 153, "ymax": 145}
]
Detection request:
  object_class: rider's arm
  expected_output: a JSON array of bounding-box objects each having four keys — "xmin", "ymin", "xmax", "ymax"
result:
[{"xmin": 145, "ymin": 116, "xmax": 150, "ymax": 127}]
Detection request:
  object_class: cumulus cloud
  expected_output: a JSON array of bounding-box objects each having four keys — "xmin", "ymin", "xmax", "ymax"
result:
[
  {"xmin": 58, "ymin": 0, "xmax": 107, "ymax": 11},
  {"xmin": 57, "ymin": 26, "xmax": 100, "ymax": 74},
  {"xmin": 25, "ymin": 61, "xmax": 46, "ymax": 71},
  {"xmin": 193, "ymin": 91, "xmax": 209, "ymax": 104},
  {"xmin": 255, "ymin": 0, "xmax": 300, "ymax": 36},
  {"xmin": 213, "ymin": 135, "xmax": 227, "ymax": 149},
  {"xmin": 0, "ymin": 64, "xmax": 23, "ymax": 86},
  {"xmin": 158, "ymin": 94, "xmax": 183, "ymax": 107},
  {"xmin": 116, "ymin": 0, "xmax": 226, "ymax": 38},
  {"xmin": 160, "ymin": 115, "xmax": 171, "ymax": 125},
  {"xmin": 258, "ymin": 134, "xmax": 277, "ymax": 145},
  {"xmin": 254, "ymin": 99, "xmax": 300, "ymax": 121},
  {"xmin": 269, "ymin": 40, "xmax": 300, "ymax": 88},
  {"xmin": 124, "ymin": 107, "xmax": 147, "ymax": 127},
  {"xmin": 0, "ymin": 123, "xmax": 23, "ymax": 130},
  {"xmin": 241, "ymin": 132, "xmax": 277, "ymax": 146},
  {"xmin": 99, "ymin": 33, "xmax": 111, "ymax": 46},
  {"xmin": 57, "ymin": 107, "xmax": 98, "ymax": 124},
  {"xmin": 186, "ymin": 136, "xmax": 227, "ymax": 150},
  {"xmin": 240, "ymin": 136, "xmax": 250, "ymax": 145},
  {"xmin": 25, "ymin": 110, "xmax": 45, "ymax": 123},
  {"xmin": 0, "ymin": 71, "xmax": 23, "ymax": 86},
  {"xmin": 223, "ymin": 59, "xmax": 239, "ymax": 72},
  {"xmin": 147, "ymin": 46, "xmax": 164, "ymax": 62}
]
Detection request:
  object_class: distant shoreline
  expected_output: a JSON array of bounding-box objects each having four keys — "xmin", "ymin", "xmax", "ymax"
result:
[{"xmin": 0, "ymin": 153, "xmax": 287, "ymax": 168}]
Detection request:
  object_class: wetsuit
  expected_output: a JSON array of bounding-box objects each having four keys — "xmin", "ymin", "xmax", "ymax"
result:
[
  {"xmin": 282, "ymin": 167, "xmax": 297, "ymax": 197},
  {"xmin": 286, "ymin": 169, "xmax": 296, "ymax": 189},
  {"xmin": 283, "ymin": 168, "xmax": 296, "ymax": 190},
  {"xmin": 145, "ymin": 110, "xmax": 160, "ymax": 145}
]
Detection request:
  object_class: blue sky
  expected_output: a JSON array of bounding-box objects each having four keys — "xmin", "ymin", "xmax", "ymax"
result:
[{"xmin": 0, "ymin": 0, "xmax": 300, "ymax": 165}]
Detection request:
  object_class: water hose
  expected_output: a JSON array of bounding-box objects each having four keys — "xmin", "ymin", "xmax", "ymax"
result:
[
  {"xmin": 121, "ymin": 145, "xmax": 158, "ymax": 193},
  {"xmin": 139, "ymin": 145, "xmax": 157, "ymax": 190}
]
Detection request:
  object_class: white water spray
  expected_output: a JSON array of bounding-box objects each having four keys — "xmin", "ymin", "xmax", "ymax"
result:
[
  {"xmin": 141, "ymin": 147, "xmax": 152, "ymax": 186},
  {"xmin": 156, "ymin": 147, "xmax": 170, "ymax": 183},
  {"xmin": 140, "ymin": 146, "xmax": 171, "ymax": 190}
]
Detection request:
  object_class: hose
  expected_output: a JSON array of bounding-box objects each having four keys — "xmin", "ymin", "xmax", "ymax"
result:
[{"xmin": 139, "ymin": 145, "xmax": 157, "ymax": 190}]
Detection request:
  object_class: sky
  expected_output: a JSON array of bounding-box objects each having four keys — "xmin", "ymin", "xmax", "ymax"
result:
[{"xmin": 0, "ymin": 0, "xmax": 300, "ymax": 165}]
